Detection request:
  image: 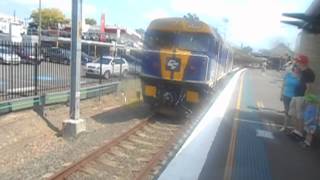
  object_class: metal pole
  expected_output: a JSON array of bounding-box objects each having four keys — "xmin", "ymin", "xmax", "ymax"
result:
[
  {"xmin": 34, "ymin": 43, "xmax": 38, "ymax": 95},
  {"xmin": 70, "ymin": 0, "xmax": 82, "ymax": 120},
  {"xmin": 38, "ymin": 0, "xmax": 41, "ymax": 48}
]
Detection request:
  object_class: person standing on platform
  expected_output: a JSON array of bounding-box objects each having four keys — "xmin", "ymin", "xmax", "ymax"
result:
[
  {"xmin": 296, "ymin": 54, "xmax": 315, "ymax": 96},
  {"xmin": 288, "ymin": 54, "xmax": 316, "ymax": 137},
  {"xmin": 302, "ymin": 94, "xmax": 319, "ymax": 147},
  {"xmin": 280, "ymin": 64, "xmax": 300, "ymax": 131}
]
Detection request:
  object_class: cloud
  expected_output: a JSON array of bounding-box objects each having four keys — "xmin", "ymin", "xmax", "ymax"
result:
[
  {"xmin": 12, "ymin": 0, "xmax": 71, "ymax": 12},
  {"xmin": 170, "ymin": 0, "xmax": 310, "ymax": 49},
  {"xmin": 170, "ymin": 0, "xmax": 238, "ymax": 20},
  {"xmin": 82, "ymin": 3, "xmax": 97, "ymax": 18},
  {"xmin": 11, "ymin": 0, "xmax": 97, "ymax": 18},
  {"xmin": 145, "ymin": 9, "xmax": 169, "ymax": 21}
]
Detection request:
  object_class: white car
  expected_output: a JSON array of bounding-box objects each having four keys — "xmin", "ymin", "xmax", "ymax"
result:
[
  {"xmin": 0, "ymin": 46, "xmax": 21, "ymax": 65},
  {"xmin": 85, "ymin": 56, "xmax": 129, "ymax": 79}
]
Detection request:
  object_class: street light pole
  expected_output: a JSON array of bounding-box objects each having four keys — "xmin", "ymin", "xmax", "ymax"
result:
[
  {"xmin": 70, "ymin": 0, "xmax": 82, "ymax": 120},
  {"xmin": 63, "ymin": 0, "xmax": 86, "ymax": 137}
]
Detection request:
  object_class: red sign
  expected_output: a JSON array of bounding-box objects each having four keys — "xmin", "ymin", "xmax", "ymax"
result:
[{"xmin": 100, "ymin": 14, "xmax": 106, "ymax": 42}]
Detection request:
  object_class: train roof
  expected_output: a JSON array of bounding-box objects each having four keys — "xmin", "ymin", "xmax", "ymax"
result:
[{"xmin": 147, "ymin": 17, "xmax": 218, "ymax": 35}]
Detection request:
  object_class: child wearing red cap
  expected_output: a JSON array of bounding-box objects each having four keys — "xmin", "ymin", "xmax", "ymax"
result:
[{"xmin": 295, "ymin": 54, "xmax": 315, "ymax": 96}]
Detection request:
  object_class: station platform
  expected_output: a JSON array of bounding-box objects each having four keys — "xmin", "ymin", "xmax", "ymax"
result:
[{"xmin": 159, "ymin": 69, "xmax": 320, "ymax": 180}]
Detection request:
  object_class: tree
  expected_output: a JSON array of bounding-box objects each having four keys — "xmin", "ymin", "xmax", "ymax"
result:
[
  {"xmin": 183, "ymin": 13, "xmax": 200, "ymax": 21},
  {"xmin": 241, "ymin": 45, "xmax": 253, "ymax": 54},
  {"xmin": 258, "ymin": 49, "xmax": 271, "ymax": 56},
  {"xmin": 136, "ymin": 28, "xmax": 145, "ymax": 38},
  {"xmin": 85, "ymin": 18, "xmax": 97, "ymax": 25},
  {"xmin": 30, "ymin": 8, "xmax": 67, "ymax": 29}
]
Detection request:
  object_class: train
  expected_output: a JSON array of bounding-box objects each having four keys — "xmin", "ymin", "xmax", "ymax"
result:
[{"xmin": 140, "ymin": 17, "xmax": 233, "ymax": 115}]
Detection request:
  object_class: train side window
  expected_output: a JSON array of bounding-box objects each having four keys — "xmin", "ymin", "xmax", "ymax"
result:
[
  {"xmin": 208, "ymin": 39, "xmax": 219, "ymax": 56},
  {"xmin": 213, "ymin": 39, "xmax": 219, "ymax": 54}
]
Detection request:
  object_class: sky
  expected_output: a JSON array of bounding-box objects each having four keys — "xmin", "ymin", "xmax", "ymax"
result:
[{"xmin": 0, "ymin": 0, "xmax": 314, "ymax": 50}]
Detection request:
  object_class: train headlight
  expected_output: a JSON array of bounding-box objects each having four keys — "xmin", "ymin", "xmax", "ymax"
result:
[
  {"xmin": 186, "ymin": 91, "xmax": 199, "ymax": 103},
  {"xmin": 144, "ymin": 85, "xmax": 156, "ymax": 97}
]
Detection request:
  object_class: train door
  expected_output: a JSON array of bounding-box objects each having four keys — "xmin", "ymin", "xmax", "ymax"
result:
[
  {"xmin": 217, "ymin": 44, "xmax": 223, "ymax": 79},
  {"xmin": 212, "ymin": 39, "xmax": 220, "ymax": 84}
]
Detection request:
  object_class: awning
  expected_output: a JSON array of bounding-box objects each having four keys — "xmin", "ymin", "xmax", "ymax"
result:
[{"xmin": 282, "ymin": 1, "xmax": 320, "ymax": 33}]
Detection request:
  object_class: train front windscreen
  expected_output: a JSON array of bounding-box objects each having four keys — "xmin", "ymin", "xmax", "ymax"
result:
[{"xmin": 144, "ymin": 31, "xmax": 212, "ymax": 53}]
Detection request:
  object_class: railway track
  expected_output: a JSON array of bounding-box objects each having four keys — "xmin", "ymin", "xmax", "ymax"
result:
[{"xmin": 48, "ymin": 115, "xmax": 189, "ymax": 180}]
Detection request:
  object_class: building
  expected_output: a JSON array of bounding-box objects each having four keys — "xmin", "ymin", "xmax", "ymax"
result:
[
  {"xmin": 82, "ymin": 24, "xmax": 142, "ymax": 49},
  {"xmin": 0, "ymin": 13, "xmax": 26, "ymax": 42}
]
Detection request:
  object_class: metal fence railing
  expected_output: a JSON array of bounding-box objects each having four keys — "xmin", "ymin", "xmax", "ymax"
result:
[{"xmin": 0, "ymin": 41, "xmax": 141, "ymax": 102}]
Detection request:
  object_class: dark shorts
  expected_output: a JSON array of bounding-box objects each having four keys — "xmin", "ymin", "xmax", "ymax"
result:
[{"xmin": 283, "ymin": 96, "xmax": 292, "ymax": 114}]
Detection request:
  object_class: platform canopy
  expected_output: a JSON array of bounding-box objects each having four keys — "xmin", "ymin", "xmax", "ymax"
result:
[{"xmin": 282, "ymin": 0, "xmax": 320, "ymax": 33}]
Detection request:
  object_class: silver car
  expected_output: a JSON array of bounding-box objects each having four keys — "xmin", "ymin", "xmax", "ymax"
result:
[{"xmin": 0, "ymin": 46, "xmax": 21, "ymax": 65}]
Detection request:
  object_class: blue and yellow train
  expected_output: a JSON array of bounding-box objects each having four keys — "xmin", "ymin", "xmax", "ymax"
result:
[{"xmin": 140, "ymin": 17, "xmax": 233, "ymax": 115}]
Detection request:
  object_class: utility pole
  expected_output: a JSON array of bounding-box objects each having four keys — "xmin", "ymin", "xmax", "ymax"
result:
[
  {"xmin": 63, "ymin": 0, "xmax": 86, "ymax": 137},
  {"xmin": 13, "ymin": 10, "xmax": 16, "ymax": 22}
]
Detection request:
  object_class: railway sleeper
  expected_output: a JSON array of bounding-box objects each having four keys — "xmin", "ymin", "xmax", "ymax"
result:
[
  {"xmin": 107, "ymin": 153, "xmax": 143, "ymax": 167},
  {"xmin": 147, "ymin": 123, "xmax": 180, "ymax": 131},
  {"xmin": 135, "ymin": 147, "xmax": 158, "ymax": 155},
  {"xmin": 135, "ymin": 131, "xmax": 169, "ymax": 142},
  {"xmin": 118, "ymin": 141, "xmax": 136, "ymax": 150},
  {"xmin": 127, "ymin": 136, "xmax": 160, "ymax": 148},
  {"xmin": 126, "ymin": 140, "xmax": 159, "ymax": 151},
  {"xmin": 92, "ymin": 159, "xmax": 132, "ymax": 178},
  {"xmin": 68, "ymin": 172, "xmax": 92, "ymax": 180},
  {"xmin": 143, "ymin": 126, "xmax": 176, "ymax": 136},
  {"xmin": 115, "ymin": 145, "xmax": 155, "ymax": 159},
  {"xmin": 99, "ymin": 155, "xmax": 146, "ymax": 176},
  {"xmin": 78, "ymin": 165, "xmax": 100, "ymax": 175},
  {"xmin": 116, "ymin": 146, "xmax": 155, "ymax": 159},
  {"xmin": 86, "ymin": 160, "xmax": 120, "ymax": 174},
  {"xmin": 109, "ymin": 148, "xmax": 130, "ymax": 159},
  {"xmin": 97, "ymin": 155, "xmax": 127, "ymax": 169},
  {"xmin": 130, "ymin": 135, "xmax": 167, "ymax": 146}
]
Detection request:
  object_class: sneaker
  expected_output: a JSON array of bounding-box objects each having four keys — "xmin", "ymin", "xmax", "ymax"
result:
[
  {"xmin": 290, "ymin": 130, "xmax": 305, "ymax": 141},
  {"xmin": 292, "ymin": 130, "xmax": 303, "ymax": 137},
  {"xmin": 300, "ymin": 141, "xmax": 311, "ymax": 148}
]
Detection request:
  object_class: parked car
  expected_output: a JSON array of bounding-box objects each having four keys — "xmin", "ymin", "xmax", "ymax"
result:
[
  {"xmin": 82, "ymin": 32, "xmax": 91, "ymax": 40},
  {"xmin": 44, "ymin": 47, "xmax": 70, "ymax": 64},
  {"xmin": 0, "ymin": 46, "xmax": 21, "ymax": 65},
  {"xmin": 81, "ymin": 52, "xmax": 96, "ymax": 65},
  {"xmin": 85, "ymin": 56, "xmax": 129, "ymax": 79},
  {"xmin": 60, "ymin": 31, "xmax": 71, "ymax": 38},
  {"xmin": 44, "ymin": 47, "xmax": 95, "ymax": 65},
  {"xmin": 16, "ymin": 47, "xmax": 43, "ymax": 64}
]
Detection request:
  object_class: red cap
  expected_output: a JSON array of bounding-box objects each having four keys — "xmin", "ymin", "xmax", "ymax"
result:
[{"xmin": 295, "ymin": 54, "xmax": 309, "ymax": 65}]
